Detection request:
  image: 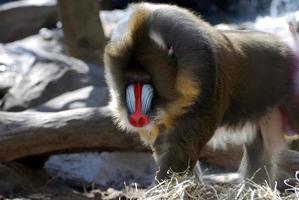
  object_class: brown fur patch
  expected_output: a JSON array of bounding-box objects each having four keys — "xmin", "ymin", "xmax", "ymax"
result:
[
  {"xmin": 104, "ymin": 8, "xmax": 150, "ymax": 58},
  {"xmin": 137, "ymin": 72, "xmax": 200, "ymax": 144},
  {"xmin": 139, "ymin": 125, "xmax": 160, "ymax": 145},
  {"xmin": 128, "ymin": 8, "xmax": 151, "ymax": 41},
  {"xmin": 139, "ymin": 72, "xmax": 200, "ymax": 144},
  {"xmin": 163, "ymin": 71, "xmax": 200, "ymax": 126}
]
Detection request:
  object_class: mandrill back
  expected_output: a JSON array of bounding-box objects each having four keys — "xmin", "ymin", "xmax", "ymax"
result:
[
  {"xmin": 220, "ymin": 30, "xmax": 294, "ymax": 127},
  {"xmin": 104, "ymin": 3, "xmax": 298, "ymax": 188}
]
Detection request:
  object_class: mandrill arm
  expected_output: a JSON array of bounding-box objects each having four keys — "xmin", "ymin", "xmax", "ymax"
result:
[{"xmin": 153, "ymin": 107, "xmax": 223, "ymax": 181}]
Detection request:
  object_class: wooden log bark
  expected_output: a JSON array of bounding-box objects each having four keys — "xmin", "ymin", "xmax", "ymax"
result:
[
  {"xmin": 0, "ymin": 107, "xmax": 149, "ymax": 161},
  {"xmin": 0, "ymin": 105, "xmax": 243, "ymax": 168}
]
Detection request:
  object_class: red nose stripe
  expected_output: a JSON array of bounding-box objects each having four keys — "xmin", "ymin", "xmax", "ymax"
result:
[
  {"xmin": 134, "ymin": 82, "xmax": 142, "ymax": 114},
  {"xmin": 129, "ymin": 82, "xmax": 149, "ymax": 127},
  {"xmin": 129, "ymin": 113, "xmax": 149, "ymax": 127}
]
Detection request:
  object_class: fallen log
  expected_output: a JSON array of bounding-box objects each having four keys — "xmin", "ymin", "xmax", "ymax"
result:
[
  {"xmin": 0, "ymin": 105, "xmax": 243, "ymax": 168},
  {"xmin": 0, "ymin": 107, "xmax": 149, "ymax": 161}
]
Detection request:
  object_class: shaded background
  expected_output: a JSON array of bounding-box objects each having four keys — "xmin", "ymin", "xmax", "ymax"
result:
[{"xmin": 0, "ymin": 0, "xmax": 298, "ymax": 199}]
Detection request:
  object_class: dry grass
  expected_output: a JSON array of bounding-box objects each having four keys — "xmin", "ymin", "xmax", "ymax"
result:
[{"xmin": 143, "ymin": 171, "xmax": 299, "ymax": 200}]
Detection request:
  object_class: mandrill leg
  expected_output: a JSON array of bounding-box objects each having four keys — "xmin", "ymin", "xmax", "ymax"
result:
[
  {"xmin": 152, "ymin": 114, "xmax": 219, "ymax": 182},
  {"xmin": 240, "ymin": 108, "xmax": 299, "ymax": 190},
  {"xmin": 239, "ymin": 128, "xmax": 275, "ymax": 186},
  {"xmin": 260, "ymin": 108, "xmax": 299, "ymax": 190},
  {"xmin": 152, "ymin": 133, "xmax": 200, "ymax": 182}
]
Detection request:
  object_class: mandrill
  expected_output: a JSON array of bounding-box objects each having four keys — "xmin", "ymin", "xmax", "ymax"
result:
[{"xmin": 104, "ymin": 3, "xmax": 299, "ymax": 189}]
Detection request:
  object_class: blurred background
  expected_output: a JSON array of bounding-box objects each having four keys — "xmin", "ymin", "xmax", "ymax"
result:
[{"xmin": 0, "ymin": 0, "xmax": 298, "ymax": 199}]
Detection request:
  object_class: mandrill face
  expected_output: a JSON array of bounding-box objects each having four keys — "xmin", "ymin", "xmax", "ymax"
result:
[
  {"xmin": 103, "ymin": 7, "xmax": 203, "ymax": 144},
  {"xmin": 103, "ymin": 3, "xmax": 215, "ymax": 144},
  {"xmin": 104, "ymin": 37, "xmax": 182, "ymax": 143}
]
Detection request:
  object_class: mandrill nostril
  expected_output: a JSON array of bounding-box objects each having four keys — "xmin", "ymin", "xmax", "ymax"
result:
[{"xmin": 129, "ymin": 113, "xmax": 149, "ymax": 127}]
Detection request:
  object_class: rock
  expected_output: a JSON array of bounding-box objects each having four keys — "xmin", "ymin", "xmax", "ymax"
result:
[
  {"xmin": 0, "ymin": 43, "xmax": 36, "ymax": 75},
  {"xmin": 0, "ymin": 0, "xmax": 57, "ymax": 43},
  {"xmin": 0, "ymin": 48, "xmax": 106, "ymax": 111},
  {"xmin": 0, "ymin": 162, "xmax": 93, "ymax": 199},
  {"xmin": 0, "ymin": 43, "xmax": 37, "ymax": 98},
  {"xmin": 0, "ymin": 29, "xmax": 66, "ymax": 101},
  {"xmin": 8, "ymin": 28, "xmax": 65, "ymax": 55},
  {"xmin": 0, "ymin": 70, "xmax": 16, "ymax": 98},
  {"xmin": 33, "ymin": 86, "xmax": 109, "ymax": 112},
  {"xmin": 1, "ymin": 53, "xmax": 91, "ymax": 111},
  {"xmin": 0, "ymin": 26, "xmax": 107, "ymax": 111},
  {"xmin": 46, "ymin": 152, "xmax": 156, "ymax": 189},
  {"xmin": 100, "ymin": 10, "xmax": 127, "ymax": 38},
  {"xmin": 0, "ymin": 162, "xmax": 49, "ymax": 197}
]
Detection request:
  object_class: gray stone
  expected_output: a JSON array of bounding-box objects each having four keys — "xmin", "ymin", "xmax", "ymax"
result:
[
  {"xmin": 46, "ymin": 152, "xmax": 156, "ymax": 189},
  {"xmin": 1, "ymin": 53, "xmax": 91, "ymax": 111},
  {"xmin": 0, "ymin": 0, "xmax": 57, "ymax": 43},
  {"xmin": 33, "ymin": 86, "xmax": 109, "ymax": 112},
  {"xmin": 0, "ymin": 26, "xmax": 106, "ymax": 111},
  {"xmin": 0, "ymin": 70, "xmax": 16, "ymax": 98}
]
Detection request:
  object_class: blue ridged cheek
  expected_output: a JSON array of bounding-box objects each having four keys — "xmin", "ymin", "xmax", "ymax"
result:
[
  {"xmin": 126, "ymin": 84, "xmax": 154, "ymax": 114},
  {"xmin": 141, "ymin": 84, "xmax": 154, "ymax": 114},
  {"xmin": 126, "ymin": 85, "xmax": 135, "ymax": 114}
]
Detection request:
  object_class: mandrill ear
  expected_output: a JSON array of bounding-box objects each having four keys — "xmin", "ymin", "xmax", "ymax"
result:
[
  {"xmin": 146, "ymin": 6, "xmax": 217, "ymax": 68},
  {"xmin": 149, "ymin": 30, "xmax": 174, "ymax": 58},
  {"xmin": 147, "ymin": 23, "xmax": 171, "ymax": 55},
  {"xmin": 149, "ymin": 29, "xmax": 167, "ymax": 50},
  {"xmin": 144, "ymin": 7, "xmax": 217, "ymax": 98}
]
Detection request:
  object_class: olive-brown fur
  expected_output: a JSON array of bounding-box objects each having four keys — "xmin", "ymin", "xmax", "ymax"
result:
[{"xmin": 104, "ymin": 3, "xmax": 299, "ymax": 189}]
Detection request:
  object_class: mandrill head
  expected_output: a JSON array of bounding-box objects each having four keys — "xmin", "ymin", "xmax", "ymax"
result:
[{"xmin": 104, "ymin": 3, "xmax": 215, "ymax": 144}]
